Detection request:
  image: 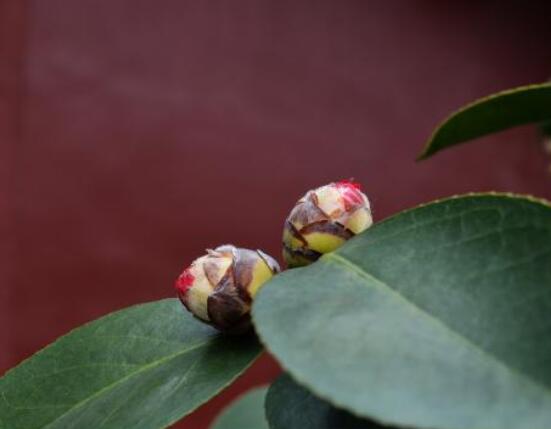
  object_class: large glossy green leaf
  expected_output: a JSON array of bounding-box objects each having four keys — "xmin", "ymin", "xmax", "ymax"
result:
[
  {"xmin": 266, "ymin": 374, "xmax": 384, "ymax": 429},
  {"xmin": 253, "ymin": 194, "xmax": 551, "ymax": 429},
  {"xmin": 0, "ymin": 299, "xmax": 261, "ymax": 429},
  {"xmin": 210, "ymin": 387, "xmax": 268, "ymax": 429},
  {"xmin": 419, "ymin": 83, "xmax": 551, "ymax": 159}
]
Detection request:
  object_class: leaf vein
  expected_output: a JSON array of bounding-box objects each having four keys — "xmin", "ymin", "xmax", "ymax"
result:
[
  {"xmin": 41, "ymin": 339, "xmax": 212, "ymax": 429},
  {"xmin": 325, "ymin": 252, "xmax": 551, "ymax": 397}
]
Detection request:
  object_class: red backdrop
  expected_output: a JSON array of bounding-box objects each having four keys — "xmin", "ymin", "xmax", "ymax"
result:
[{"xmin": 2, "ymin": 1, "xmax": 551, "ymax": 427}]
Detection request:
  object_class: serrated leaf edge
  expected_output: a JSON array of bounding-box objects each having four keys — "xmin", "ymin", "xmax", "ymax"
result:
[{"xmin": 253, "ymin": 192, "xmax": 551, "ymax": 429}]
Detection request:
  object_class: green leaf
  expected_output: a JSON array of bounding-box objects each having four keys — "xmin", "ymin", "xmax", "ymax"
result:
[
  {"xmin": 0, "ymin": 299, "xmax": 261, "ymax": 429},
  {"xmin": 419, "ymin": 83, "xmax": 551, "ymax": 159},
  {"xmin": 266, "ymin": 374, "xmax": 384, "ymax": 429},
  {"xmin": 253, "ymin": 194, "xmax": 551, "ymax": 429},
  {"xmin": 210, "ymin": 386, "xmax": 268, "ymax": 429},
  {"xmin": 541, "ymin": 119, "xmax": 551, "ymax": 139}
]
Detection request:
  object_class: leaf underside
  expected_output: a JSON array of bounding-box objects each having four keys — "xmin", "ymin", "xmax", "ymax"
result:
[
  {"xmin": 266, "ymin": 374, "xmax": 385, "ymax": 429},
  {"xmin": 253, "ymin": 194, "xmax": 551, "ymax": 429},
  {"xmin": 210, "ymin": 386, "xmax": 268, "ymax": 429},
  {"xmin": 0, "ymin": 299, "xmax": 261, "ymax": 429},
  {"xmin": 419, "ymin": 83, "xmax": 551, "ymax": 159}
]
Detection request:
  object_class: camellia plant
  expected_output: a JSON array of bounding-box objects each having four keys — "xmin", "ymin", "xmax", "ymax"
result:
[{"xmin": 0, "ymin": 82, "xmax": 550, "ymax": 429}]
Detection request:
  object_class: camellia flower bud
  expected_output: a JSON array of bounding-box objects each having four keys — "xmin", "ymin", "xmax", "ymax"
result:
[
  {"xmin": 283, "ymin": 180, "xmax": 373, "ymax": 267},
  {"xmin": 175, "ymin": 245, "xmax": 280, "ymax": 333}
]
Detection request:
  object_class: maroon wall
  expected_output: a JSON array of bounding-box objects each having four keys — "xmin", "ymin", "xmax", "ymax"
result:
[{"xmin": 2, "ymin": 1, "xmax": 551, "ymax": 427}]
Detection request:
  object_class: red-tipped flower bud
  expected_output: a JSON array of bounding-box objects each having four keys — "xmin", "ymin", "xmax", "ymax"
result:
[
  {"xmin": 175, "ymin": 245, "xmax": 280, "ymax": 333},
  {"xmin": 283, "ymin": 180, "xmax": 373, "ymax": 267}
]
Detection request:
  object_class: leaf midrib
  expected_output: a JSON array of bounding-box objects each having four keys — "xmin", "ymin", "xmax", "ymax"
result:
[
  {"xmin": 41, "ymin": 338, "xmax": 212, "ymax": 429},
  {"xmin": 325, "ymin": 252, "xmax": 551, "ymax": 398}
]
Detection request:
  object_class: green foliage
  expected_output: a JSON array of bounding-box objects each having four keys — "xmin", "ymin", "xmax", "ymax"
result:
[
  {"xmin": 0, "ymin": 299, "xmax": 261, "ymax": 429},
  {"xmin": 266, "ymin": 374, "xmax": 382, "ymax": 429},
  {"xmin": 210, "ymin": 387, "xmax": 268, "ymax": 429},
  {"xmin": 542, "ymin": 119, "xmax": 551, "ymax": 139},
  {"xmin": 253, "ymin": 194, "xmax": 551, "ymax": 429},
  {"xmin": 419, "ymin": 83, "xmax": 551, "ymax": 159},
  {"xmin": 3, "ymin": 80, "xmax": 551, "ymax": 429}
]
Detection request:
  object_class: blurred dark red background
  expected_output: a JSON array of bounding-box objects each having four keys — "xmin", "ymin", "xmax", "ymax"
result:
[{"xmin": 2, "ymin": 1, "xmax": 551, "ymax": 427}]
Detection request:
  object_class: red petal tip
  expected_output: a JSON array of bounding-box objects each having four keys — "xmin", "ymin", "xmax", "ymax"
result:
[
  {"xmin": 175, "ymin": 268, "xmax": 195, "ymax": 294},
  {"xmin": 336, "ymin": 179, "xmax": 361, "ymax": 190},
  {"xmin": 336, "ymin": 180, "xmax": 364, "ymax": 210}
]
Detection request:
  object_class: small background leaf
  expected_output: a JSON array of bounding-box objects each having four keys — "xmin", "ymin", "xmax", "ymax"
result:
[
  {"xmin": 419, "ymin": 83, "xmax": 551, "ymax": 159},
  {"xmin": 266, "ymin": 374, "xmax": 384, "ymax": 429},
  {"xmin": 210, "ymin": 386, "xmax": 268, "ymax": 429},
  {"xmin": 0, "ymin": 299, "xmax": 261, "ymax": 429},
  {"xmin": 253, "ymin": 194, "xmax": 551, "ymax": 429},
  {"xmin": 542, "ymin": 118, "xmax": 551, "ymax": 138}
]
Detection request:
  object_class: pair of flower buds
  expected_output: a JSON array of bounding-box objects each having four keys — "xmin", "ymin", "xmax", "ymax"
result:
[{"xmin": 175, "ymin": 180, "xmax": 373, "ymax": 333}]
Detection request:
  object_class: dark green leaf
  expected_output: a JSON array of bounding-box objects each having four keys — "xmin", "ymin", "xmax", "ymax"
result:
[
  {"xmin": 266, "ymin": 374, "xmax": 384, "ymax": 429},
  {"xmin": 253, "ymin": 194, "xmax": 551, "ymax": 429},
  {"xmin": 210, "ymin": 386, "xmax": 268, "ymax": 429},
  {"xmin": 419, "ymin": 83, "xmax": 551, "ymax": 159},
  {"xmin": 541, "ymin": 119, "xmax": 551, "ymax": 138},
  {"xmin": 0, "ymin": 299, "xmax": 261, "ymax": 429}
]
